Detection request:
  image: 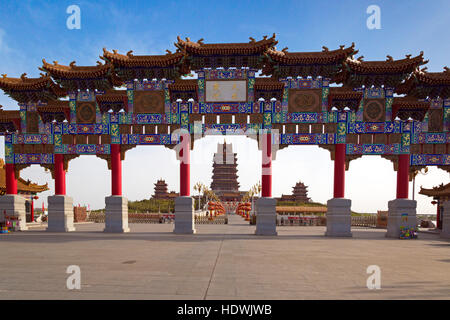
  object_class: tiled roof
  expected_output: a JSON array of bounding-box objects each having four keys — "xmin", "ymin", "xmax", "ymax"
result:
[
  {"xmin": 0, "ymin": 159, "xmax": 49, "ymax": 193},
  {"xmin": 102, "ymin": 48, "xmax": 185, "ymax": 67},
  {"xmin": 175, "ymin": 35, "xmax": 278, "ymax": 55},
  {"xmin": 266, "ymin": 43, "xmax": 356, "ymax": 65}
]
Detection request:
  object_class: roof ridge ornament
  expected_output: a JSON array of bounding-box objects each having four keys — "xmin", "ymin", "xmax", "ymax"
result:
[
  {"xmin": 386, "ymin": 55, "xmax": 393, "ymax": 62},
  {"xmin": 20, "ymin": 73, "xmax": 27, "ymax": 80},
  {"xmin": 322, "ymin": 46, "xmax": 329, "ymax": 52},
  {"xmin": 126, "ymin": 50, "xmax": 133, "ymax": 57},
  {"xmin": 69, "ymin": 61, "xmax": 76, "ymax": 68}
]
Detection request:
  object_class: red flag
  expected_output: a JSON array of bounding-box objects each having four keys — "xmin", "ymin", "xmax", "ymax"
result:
[{"xmin": 42, "ymin": 202, "xmax": 45, "ymax": 212}]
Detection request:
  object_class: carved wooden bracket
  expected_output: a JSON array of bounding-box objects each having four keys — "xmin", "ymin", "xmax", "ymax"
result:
[
  {"xmin": 345, "ymin": 155, "xmax": 363, "ymax": 170},
  {"xmin": 96, "ymin": 145, "xmax": 136, "ymax": 170},
  {"xmin": 40, "ymin": 164, "xmax": 55, "ymax": 179},
  {"xmin": 96, "ymin": 154, "xmax": 111, "ymax": 170},
  {"xmin": 318, "ymin": 144, "xmax": 361, "ymax": 170},
  {"xmin": 64, "ymin": 154, "xmax": 80, "ymax": 171},
  {"xmin": 381, "ymin": 155, "xmax": 398, "ymax": 171},
  {"xmin": 120, "ymin": 144, "xmax": 136, "ymax": 161},
  {"xmin": 14, "ymin": 164, "xmax": 30, "ymax": 179},
  {"xmin": 39, "ymin": 154, "xmax": 79, "ymax": 178},
  {"xmin": 438, "ymin": 165, "xmax": 450, "ymax": 174}
]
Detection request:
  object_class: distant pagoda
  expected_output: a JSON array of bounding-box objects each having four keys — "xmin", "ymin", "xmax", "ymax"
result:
[
  {"xmin": 152, "ymin": 179, "xmax": 178, "ymax": 199},
  {"xmin": 279, "ymin": 181, "xmax": 310, "ymax": 203},
  {"xmin": 210, "ymin": 142, "xmax": 242, "ymax": 202}
]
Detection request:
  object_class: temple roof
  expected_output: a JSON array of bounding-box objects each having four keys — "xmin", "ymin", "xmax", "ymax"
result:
[
  {"xmin": 37, "ymin": 100, "xmax": 70, "ymax": 112},
  {"xmin": 396, "ymin": 67, "xmax": 450, "ymax": 99},
  {"xmin": 328, "ymin": 86, "xmax": 363, "ymax": 112},
  {"xmin": 0, "ymin": 159, "xmax": 49, "ymax": 194},
  {"xmin": 254, "ymin": 77, "xmax": 285, "ymax": 91},
  {"xmin": 263, "ymin": 44, "xmax": 357, "ymax": 78},
  {"xmin": 175, "ymin": 35, "xmax": 278, "ymax": 56},
  {"xmin": 419, "ymin": 182, "xmax": 450, "ymax": 198},
  {"xmin": 102, "ymin": 48, "xmax": 186, "ymax": 68},
  {"xmin": 168, "ymin": 79, "xmax": 198, "ymax": 91},
  {"xmin": 0, "ymin": 109, "xmax": 21, "ymax": 132},
  {"xmin": 336, "ymin": 52, "xmax": 428, "ymax": 87},
  {"xmin": 0, "ymin": 109, "xmax": 20, "ymax": 122},
  {"xmin": 102, "ymin": 48, "xmax": 189, "ymax": 81},
  {"xmin": 37, "ymin": 100, "xmax": 70, "ymax": 123},
  {"xmin": 392, "ymin": 97, "xmax": 430, "ymax": 121},
  {"xmin": 95, "ymin": 90, "xmax": 128, "ymax": 113},
  {"xmin": 266, "ymin": 43, "xmax": 356, "ymax": 65},
  {"xmin": 40, "ymin": 59, "xmax": 121, "ymax": 90},
  {"xmin": 345, "ymin": 54, "xmax": 426, "ymax": 74},
  {"xmin": 0, "ymin": 74, "xmax": 66, "ymax": 103}
]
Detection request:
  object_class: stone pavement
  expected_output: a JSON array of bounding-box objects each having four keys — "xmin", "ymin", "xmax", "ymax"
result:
[{"xmin": 0, "ymin": 214, "xmax": 449, "ymax": 300}]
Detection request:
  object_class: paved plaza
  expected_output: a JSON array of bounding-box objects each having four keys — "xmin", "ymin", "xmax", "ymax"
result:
[{"xmin": 0, "ymin": 214, "xmax": 449, "ymax": 300}]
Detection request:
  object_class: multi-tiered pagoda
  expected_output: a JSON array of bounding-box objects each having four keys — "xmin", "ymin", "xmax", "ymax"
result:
[
  {"xmin": 279, "ymin": 181, "xmax": 311, "ymax": 203},
  {"xmin": 152, "ymin": 179, "xmax": 178, "ymax": 199},
  {"xmin": 210, "ymin": 143, "xmax": 242, "ymax": 202}
]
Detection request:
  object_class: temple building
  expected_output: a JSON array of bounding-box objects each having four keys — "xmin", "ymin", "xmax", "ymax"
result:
[
  {"xmin": 152, "ymin": 179, "xmax": 178, "ymax": 200},
  {"xmin": 278, "ymin": 181, "xmax": 311, "ymax": 203},
  {"xmin": 419, "ymin": 183, "xmax": 450, "ymax": 230},
  {"xmin": 0, "ymin": 159, "xmax": 48, "ymax": 221},
  {"xmin": 211, "ymin": 143, "xmax": 243, "ymax": 202}
]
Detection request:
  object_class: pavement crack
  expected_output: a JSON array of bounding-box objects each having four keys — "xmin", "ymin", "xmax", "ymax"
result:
[{"xmin": 203, "ymin": 234, "xmax": 225, "ymax": 300}]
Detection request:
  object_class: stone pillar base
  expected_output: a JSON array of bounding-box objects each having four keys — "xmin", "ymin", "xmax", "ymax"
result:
[
  {"xmin": 174, "ymin": 196, "xmax": 196, "ymax": 234},
  {"xmin": 0, "ymin": 195, "xmax": 27, "ymax": 231},
  {"xmin": 386, "ymin": 199, "xmax": 417, "ymax": 238},
  {"xmin": 255, "ymin": 197, "xmax": 277, "ymax": 236},
  {"xmin": 325, "ymin": 198, "xmax": 352, "ymax": 237},
  {"xmin": 47, "ymin": 195, "xmax": 75, "ymax": 232},
  {"xmin": 441, "ymin": 201, "xmax": 450, "ymax": 239},
  {"xmin": 104, "ymin": 196, "xmax": 129, "ymax": 233}
]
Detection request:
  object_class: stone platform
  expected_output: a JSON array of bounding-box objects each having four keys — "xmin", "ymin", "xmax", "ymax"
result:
[{"xmin": 0, "ymin": 214, "xmax": 449, "ymax": 300}]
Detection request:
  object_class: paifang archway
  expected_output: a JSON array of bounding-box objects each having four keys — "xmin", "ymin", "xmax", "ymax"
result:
[{"xmin": 0, "ymin": 34, "xmax": 448, "ymax": 238}]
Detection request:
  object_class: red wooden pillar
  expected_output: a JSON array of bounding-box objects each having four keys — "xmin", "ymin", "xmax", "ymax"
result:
[
  {"xmin": 396, "ymin": 154, "xmax": 409, "ymax": 199},
  {"xmin": 111, "ymin": 144, "xmax": 122, "ymax": 196},
  {"xmin": 5, "ymin": 163, "xmax": 17, "ymax": 195},
  {"xmin": 179, "ymin": 133, "xmax": 190, "ymax": 196},
  {"xmin": 436, "ymin": 200, "xmax": 441, "ymax": 229},
  {"xmin": 333, "ymin": 144, "xmax": 346, "ymax": 198},
  {"xmin": 54, "ymin": 154, "xmax": 66, "ymax": 195},
  {"xmin": 262, "ymin": 132, "xmax": 272, "ymax": 197},
  {"xmin": 30, "ymin": 198, "xmax": 34, "ymax": 222}
]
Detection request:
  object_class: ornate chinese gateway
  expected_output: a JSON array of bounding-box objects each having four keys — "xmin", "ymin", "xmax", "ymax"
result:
[{"xmin": 0, "ymin": 35, "xmax": 448, "ymax": 237}]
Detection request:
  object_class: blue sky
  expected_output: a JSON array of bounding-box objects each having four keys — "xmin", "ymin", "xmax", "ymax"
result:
[{"xmin": 0, "ymin": 0, "xmax": 449, "ymax": 212}]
